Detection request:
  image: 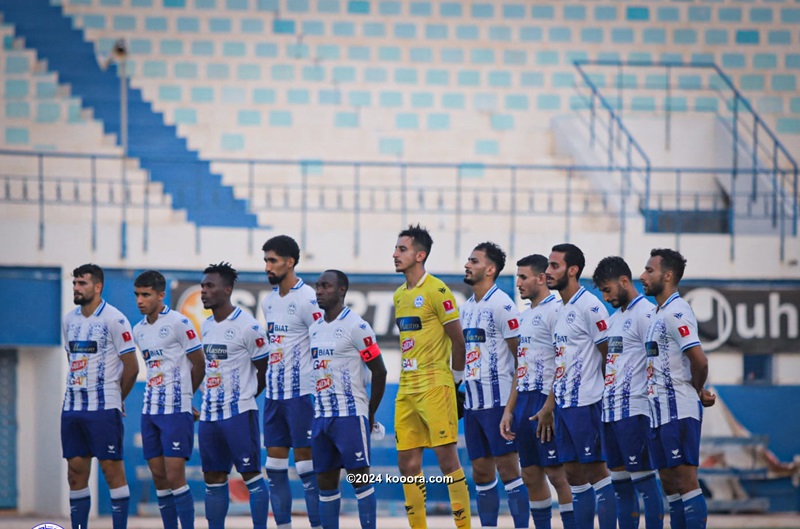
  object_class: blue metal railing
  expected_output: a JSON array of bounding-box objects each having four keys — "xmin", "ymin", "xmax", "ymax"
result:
[{"xmin": 572, "ymin": 59, "xmax": 798, "ymax": 260}]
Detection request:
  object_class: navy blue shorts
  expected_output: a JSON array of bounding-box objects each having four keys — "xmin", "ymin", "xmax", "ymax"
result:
[
  {"xmin": 602, "ymin": 415, "xmax": 654, "ymax": 471},
  {"xmin": 61, "ymin": 409, "xmax": 124, "ymax": 460},
  {"xmin": 199, "ymin": 410, "xmax": 261, "ymax": 474},
  {"xmin": 649, "ymin": 417, "xmax": 701, "ymax": 469},
  {"xmin": 312, "ymin": 415, "xmax": 371, "ymax": 473},
  {"xmin": 263, "ymin": 395, "xmax": 314, "ymax": 449},
  {"xmin": 555, "ymin": 402, "xmax": 605, "ymax": 464},
  {"xmin": 142, "ymin": 412, "xmax": 195, "ymax": 460},
  {"xmin": 514, "ymin": 391, "xmax": 561, "ymax": 468},
  {"xmin": 464, "ymin": 406, "xmax": 517, "ymax": 461}
]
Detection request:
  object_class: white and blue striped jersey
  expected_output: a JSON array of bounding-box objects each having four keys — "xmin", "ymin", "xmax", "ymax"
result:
[
  {"xmin": 62, "ymin": 300, "xmax": 136, "ymax": 412},
  {"xmin": 644, "ymin": 293, "xmax": 703, "ymax": 427},
  {"xmin": 602, "ymin": 295, "xmax": 655, "ymax": 422},
  {"xmin": 261, "ymin": 279, "xmax": 323, "ymax": 400},
  {"xmin": 134, "ymin": 307, "xmax": 203, "ymax": 415},
  {"xmin": 310, "ymin": 308, "xmax": 378, "ymax": 419},
  {"xmin": 461, "ymin": 285, "xmax": 521, "ymax": 410},
  {"xmin": 516, "ymin": 295, "xmax": 561, "ymax": 395},
  {"xmin": 200, "ymin": 307, "xmax": 269, "ymax": 422},
  {"xmin": 553, "ymin": 287, "xmax": 610, "ymax": 409}
]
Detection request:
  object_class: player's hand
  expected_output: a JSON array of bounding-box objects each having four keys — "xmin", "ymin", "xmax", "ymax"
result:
[
  {"xmin": 192, "ymin": 406, "xmax": 201, "ymax": 422},
  {"xmin": 121, "ymin": 402, "xmax": 126, "ymax": 418},
  {"xmin": 500, "ymin": 411, "xmax": 515, "ymax": 441},
  {"xmin": 530, "ymin": 407, "xmax": 555, "ymax": 443},
  {"xmin": 455, "ymin": 383, "xmax": 466, "ymax": 420},
  {"xmin": 699, "ymin": 389, "xmax": 716, "ymax": 407}
]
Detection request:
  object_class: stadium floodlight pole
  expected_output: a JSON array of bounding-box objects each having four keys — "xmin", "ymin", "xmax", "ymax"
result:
[{"xmin": 111, "ymin": 39, "xmax": 129, "ymax": 259}]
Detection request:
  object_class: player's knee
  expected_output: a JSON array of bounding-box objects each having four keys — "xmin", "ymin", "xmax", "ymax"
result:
[{"xmin": 495, "ymin": 454, "xmax": 521, "ymax": 482}]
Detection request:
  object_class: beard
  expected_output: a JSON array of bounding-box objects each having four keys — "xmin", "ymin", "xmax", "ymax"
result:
[
  {"xmin": 547, "ymin": 274, "xmax": 568, "ymax": 292},
  {"xmin": 463, "ymin": 276, "xmax": 476, "ymax": 285},
  {"xmin": 643, "ymin": 281, "xmax": 662, "ymax": 297},
  {"xmin": 267, "ymin": 273, "xmax": 285, "ymax": 285},
  {"xmin": 73, "ymin": 293, "xmax": 92, "ymax": 306}
]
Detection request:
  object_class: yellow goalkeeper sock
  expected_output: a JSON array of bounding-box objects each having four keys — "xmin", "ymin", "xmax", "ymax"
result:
[
  {"xmin": 446, "ymin": 467, "xmax": 471, "ymax": 528},
  {"xmin": 402, "ymin": 473, "xmax": 427, "ymax": 529}
]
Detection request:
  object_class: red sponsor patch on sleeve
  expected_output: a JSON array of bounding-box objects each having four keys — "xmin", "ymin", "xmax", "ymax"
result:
[
  {"xmin": 678, "ymin": 325, "xmax": 690, "ymax": 337},
  {"xmin": 122, "ymin": 331, "xmax": 132, "ymax": 342},
  {"xmin": 186, "ymin": 329, "xmax": 197, "ymax": 340},
  {"xmin": 255, "ymin": 337, "xmax": 266, "ymax": 348},
  {"xmin": 595, "ymin": 320, "xmax": 607, "ymax": 331},
  {"xmin": 508, "ymin": 318, "xmax": 519, "ymax": 330},
  {"xmin": 443, "ymin": 300, "xmax": 455, "ymax": 312},
  {"xmin": 363, "ymin": 336, "xmax": 374, "ymax": 347},
  {"xmin": 313, "ymin": 312, "xmax": 322, "ymax": 321}
]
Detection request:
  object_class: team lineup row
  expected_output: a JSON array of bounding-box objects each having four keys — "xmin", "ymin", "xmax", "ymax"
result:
[{"xmin": 59, "ymin": 225, "xmax": 713, "ymax": 529}]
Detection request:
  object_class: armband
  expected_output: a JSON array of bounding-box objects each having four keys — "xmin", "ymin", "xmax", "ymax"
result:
[{"xmin": 359, "ymin": 342, "xmax": 381, "ymax": 362}]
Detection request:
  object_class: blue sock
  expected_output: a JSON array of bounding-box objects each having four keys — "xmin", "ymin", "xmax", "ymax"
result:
[
  {"xmin": 319, "ymin": 489, "xmax": 341, "ymax": 529},
  {"xmin": 570, "ymin": 484, "xmax": 595, "ymax": 529},
  {"xmin": 69, "ymin": 488, "xmax": 91, "ymax": 529},
  {"xmin": 266, "ymin": 460, "xmax": 292, "ymax": 527},
  {"xmin": 668, "ymin": 495, "xmax": 686, "ymax": 529},
  {"xmin": 156, "ymin": 490, "xmax": 178, "ymax": 529},
  {"xmin": 299, "ymin": 468, "xmax": 322, "ymax": 528},
  {"xmin": 504, "ymin": 478, "xmax": 530, "ymax": 528},
  {"xmin": 632, "ymin": 472, "xmax": 663, "ymax": 529},
  {"xmin": 205, "ymin": 482, "xmax": 230, "ymax": 529},
  {"xmin": 682, "ymin": 489, "xmax": 707, "ymax": 529},
  {"xmin": 594, "ymin": 478, "xmax": 617, "ymax": 529},
  {"xmin": 109, "ymin": 485, "xmax": 130, "ymax": 529},
  {"xmin": 476, "ymin": 479, "xmax": 500, "ymax": 527},
  {"xmin": 611, "ymin": 475, "xmax": 639, "ymax": 529},
  {"xmin": 246, "ymin": 476, "xmax": 269, "ymax": 529},
  {"xmin": 172, "ymin": 485, "xmax": 195, "ymax": 529},
  {"xmin": 354, "ymin": 484, "xmax": 377, "ymax": 529},
  {"xmin": 530, "ymin": 499, "xmax": 552, "ymax": 529},
  {"xmin": 559, "ymin": 503, "xmax": 577, "ymax": 529}
]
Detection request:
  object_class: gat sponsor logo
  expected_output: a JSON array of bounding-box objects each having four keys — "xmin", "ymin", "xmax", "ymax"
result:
[
  {"xmin": 401, "ymin": 358, "xmax": 418, "ymax": 371},
  {"xmin": 313, "ymin": 359, "xmax": 331, "ymax": 370},
  {"xmin": 466, "ymin": 365, "xmax": 480, "ymax": 379}
]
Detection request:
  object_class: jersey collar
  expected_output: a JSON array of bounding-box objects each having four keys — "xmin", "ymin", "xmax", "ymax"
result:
[
  {"xmin": 539, "ymin": 294, "xmax": 556, "ymax": 306},
  {"xmin": 291, "ymin": 278, "xmax": 304, "ymax": 290},
  {"xmin": 568, "ymin": 287, "xmax": 587, "ymax": 305},
  {"xmin": 407, "ymin": 272, "xmax": 428, "ymax": 290},
  {"xmin": 337, "ymin": 307, "xmax": 351, "ymax": 320},
  {"xmin": 92, "ymin": 300, "xmax": 107, "ymax": 317},
  {"xmin": 227, "ymin": 306, "xmax": 243, "ymax": 321},
  {"xmin": 624, "ymin": 294, "xmax": 645, "ymax": 312},
  {"xmin": 657, "ymin": 292, "xmax": 681, "ymax": 312}
]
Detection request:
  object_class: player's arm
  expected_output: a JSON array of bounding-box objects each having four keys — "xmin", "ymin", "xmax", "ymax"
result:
[
  {"xmin": 119, "ymin": 351, "xmax": 139, "ymax": 402},
  {"xmin": 187, "ymin": 349, "xmax": 206, "ymax": 393},
  {"xmin": 445, "ymin": 319, "xmax": 466, "ymax": 375},
  {"xmin": 685, "ymin": 344, "xmax": 716, "ymax": 407},
  {"xmin": 253, "ymin": 357, "xmax": 269, "ymax": 397},
  {"xmin": 500, "ymin": 384, "xmax": 518, "ymax": 441},
  {"xmin": 364, "ymin": 352, "xmax": 387, "ymax": 430}
]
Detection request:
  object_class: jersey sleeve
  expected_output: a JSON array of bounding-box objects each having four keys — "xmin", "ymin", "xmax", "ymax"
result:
[
  {"xmin": 175, "ymin": 315, "xmax": 203, "ymax": 354},
  {"xmin": 432, "ymin": 282, "xmax": 460, "ymax": 325},
  {"xmin": 247, "ymin": 322, "xmax": 270, "ymax": 361},
  {"xmin": 350, "ymin": 319, "xmax": 381, "ymax": 363},
  {"xmin": 586, "ymin": 303, "xmax": 610, "ymax": 345},
  {"xmin": 62, "ymin": 315, "xmax": 71, "ymax": 354},
  {"xmin": 497, "ymin": 301, "xmax": 521, "ymax": 340},
  {"xmin": 302, "ymin": 290, "xmax": 324, "ymax": 329},
  {"xmin": 636, "ymin": 306, "xmax": 655, "ymax": 344},
  {"xmin": 110, "ymin": 315, "xmax": 136, "ymax": 356},
  {"xmin": 666, "ymin": 307, "xmax": 701, "ymax": 352}
]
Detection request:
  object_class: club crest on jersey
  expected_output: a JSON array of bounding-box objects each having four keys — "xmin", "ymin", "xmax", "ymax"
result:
[
  {"xmin": 532, "ymin": 314, "xmax": 543, "ymax": 326},
  {"xmin": 566, "ymin": 311, "xmax": 576, "ymax": 324},
  {"xmin": 316, "ymin": 375, "xmax": 333, "ymax": 391},
  {"xmin": 287, "ymin": 302, "xmax": 297, "ymax": 315},
  {"xmin": 159, "ymin": 326, "xmax": 170, "ymax": 339},
  {"xmin": 414, "ymin": 296, "xmax": 424, "ymax": 308},
  {"xmin": 443, "ymin": 299, "xmax": 455, "ymax": 313},
  {"xmin": 334, "ymin": 328, "xmax": 344, "ymax": 338},
  {"xmin": 401, "ymin": 338, "xmax": 415, "ymax": 353},
  {"xmin": 623, "ymin": 319, "xmax": 633, "ymax": 332},
  {"xmin": 224, "ymin": 329, "xmax": 236, "ymax": 340}
]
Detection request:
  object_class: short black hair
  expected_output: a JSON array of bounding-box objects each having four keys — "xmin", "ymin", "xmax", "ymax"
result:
[
  {"xmin": 473, "ymin": 241, "xmax": 506, "ymax": 277},
  {"xmin": 592, "ymin": 256, "xmax": 632, "ymax": 287},
  {"xmin": 650, "ymin": 248, "xmax": 687, "ymax": 282},
  {"xmin": 398, "ymin": 224, "xmax": 433, "ymax": 261},
  {"xmin": 516, "ymin": 254, "xmax": 548, "ymax": 275},
  {"xmin": 73, "ymin": 263, "xmax": 104, "ymax": 284},
  {"xmin": 203, "ymin": 262, "xmax": 238, "ymax": 287},
  {"xmin": 324, "ymin": 269, "xmax": 349, "ymax": 294},
  {"xmin": 262, "ymin": 235, "xmax": 300, "ymax": 266},
  {"xmin": 551, "ymin": 243, "xmax": 586, "ymax": 279},
  {"xmin": 134, "ymin": 270, "xmax": 167, "ymax": 292}
]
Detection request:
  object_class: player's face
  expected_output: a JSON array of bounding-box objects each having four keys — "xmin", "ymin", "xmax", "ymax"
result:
[
  {"xmin": 264, "ymin": 250, "xmax": 293, "ymax": 285},
  {"xmin": 463, "ymin": 250, "xmax": 489, "ymax": 286},
  {"xmin": 545, "ymin": 251, "xmax": 570, "ymax": 291},
  {"xmin": 72, "ymin": 274, "xmax": 100, "ymax": 306},
  {"xmin": 596, "ymin": 279, "xmax": 628, "ymax": 308},
  {"xmin": 134, "ymin": 286, "xmax": 165, "ymax": 315},
  {"xmin": 640, "ymin": 256, "xmax": 664, "ymax": 297},
  {"xmin": 200, "ymin": 273, "xmax": 230, "ymax": 310},
  {"xmin": 516, "ymin": 266, "xmax": 544, "ymax": 301},
  {"xmin": 393, "ymin": 236, "xmax": 423, "ymax": 273},
  {"xmin": 315, "ymin": 271, "xmax": 342, "ymax": 311}
]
